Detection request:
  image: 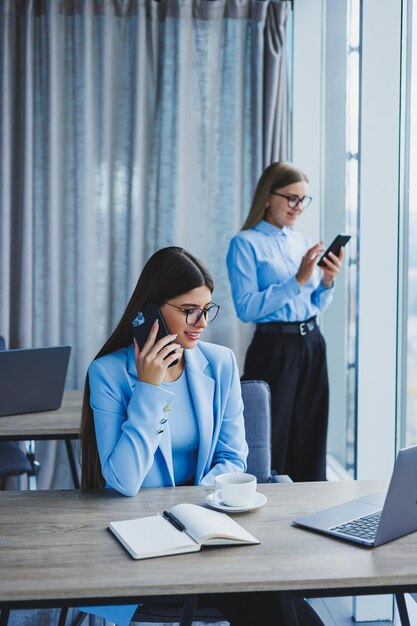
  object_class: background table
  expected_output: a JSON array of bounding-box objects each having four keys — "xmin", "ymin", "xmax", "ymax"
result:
[
  {"xmin": 1, "ymin": 480, "xmax": 417, "ymax": 620},
  {"xmin": 0, "ymin": 390, "xmax": 83, "ymax": 488}
]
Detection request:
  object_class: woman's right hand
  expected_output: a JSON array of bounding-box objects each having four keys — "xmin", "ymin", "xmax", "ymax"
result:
[
  {"xmin": 134, "ymin": 320, "xmax": 182, "ymax": 386},
  {"xmin": 295, "ymin": 242, "xmax": 324, "ymax": 287}
]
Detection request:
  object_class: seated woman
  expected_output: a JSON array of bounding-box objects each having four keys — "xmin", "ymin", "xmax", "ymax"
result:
[{"xmin": 79, "ymin": 246, "xmax": 323, "ymax": 626}]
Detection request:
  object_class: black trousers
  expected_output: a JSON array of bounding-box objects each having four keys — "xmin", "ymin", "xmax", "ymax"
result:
[{"xmin": 242, "ymin": 326, "xmax": 329, "ymax": 482}]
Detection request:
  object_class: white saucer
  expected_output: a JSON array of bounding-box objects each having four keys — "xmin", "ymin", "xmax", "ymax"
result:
[{"xmin": 205, "ymin": 491, "xmax": 267, "ymax": 513}]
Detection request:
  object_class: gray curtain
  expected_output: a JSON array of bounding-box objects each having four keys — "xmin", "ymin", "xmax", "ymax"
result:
[{"xmin": 0, "ymin": 0, "xmax": 290, "ymax": 489}]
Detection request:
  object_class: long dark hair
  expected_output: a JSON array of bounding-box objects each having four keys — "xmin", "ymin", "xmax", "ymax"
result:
[
  {"xmin": 242, "ymin": 161, "xmax": 309, "ymax": 230},
  {"xmin": 80, "ymin": 247, "xmax": 214, "ymax": 489}
]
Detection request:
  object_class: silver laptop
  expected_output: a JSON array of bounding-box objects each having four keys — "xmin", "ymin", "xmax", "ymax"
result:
[
  {"xmin": 0, "ymin": 346, "xmax": 71, "ymax": 417},
  {"xmin": 293, "ymin": 445, "xmax": 417, "ymax": 547}
]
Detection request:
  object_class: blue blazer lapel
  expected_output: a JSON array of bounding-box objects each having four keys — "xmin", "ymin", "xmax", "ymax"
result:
[
  {"xmin": 185, "ymin": 345, "xmax": 215, "ymax": 484},
  {"xmin": 127, "ymin": 344, "xmax": 138, "ymax": 386},
  {"xmin": 155, "ymin": 428, "xmax": 174, "ymax": 484},
  {"xmin": 126, "ymin": 344, "xmax": 175, "ymax": 485},
  {"xmin": 127, "ymin": 343, "xmax": 216, "ymax": 486}
]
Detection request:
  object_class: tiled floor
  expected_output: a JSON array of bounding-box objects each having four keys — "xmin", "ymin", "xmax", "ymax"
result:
[
  {"xmin": 310, "ymin": 594, "xmax": 417, "ymax": 625},
  {"xmin": 310, "ymin": 597, "xmax": 391, "ymax": 625}
]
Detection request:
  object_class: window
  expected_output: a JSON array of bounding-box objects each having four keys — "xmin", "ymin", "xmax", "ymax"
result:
[
  {"xmin": 344, "ymin": 0, "xmax": 361, "ymax": 474},
  {"xmin": 405, "ymin": 1, "xmax": 417, "ymax": 447}
]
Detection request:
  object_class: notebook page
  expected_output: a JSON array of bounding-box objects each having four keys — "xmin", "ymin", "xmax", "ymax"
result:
[
  {"xmin": 109, "ymin": 513, "xmax": 199, "ymax": 559},
  {"xmin": 170, "ymin": 503, "xmax": 259, "ymax": 545}
]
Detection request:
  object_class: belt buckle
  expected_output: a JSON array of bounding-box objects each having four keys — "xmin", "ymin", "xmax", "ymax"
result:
[{"xmin": 299, "ymin": 322, "xmax": 307, "ymax": 336}]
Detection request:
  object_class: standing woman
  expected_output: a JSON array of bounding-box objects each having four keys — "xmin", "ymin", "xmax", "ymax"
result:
[{"xmin": 226, "ymin": 162, "xmax": 343, "ymax": 482}]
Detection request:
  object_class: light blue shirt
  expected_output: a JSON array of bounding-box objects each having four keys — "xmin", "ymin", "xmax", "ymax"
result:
[
  {"xmin": 226, "ymin": 220, "xmax": 334, "ymax": 323},
  {"xmin": 161, "ymin": 370, "xmax": 199, "ymax": 485}
]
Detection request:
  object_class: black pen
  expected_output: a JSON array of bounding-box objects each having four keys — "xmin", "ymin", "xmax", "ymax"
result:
[{"xmin": 162, "ymin": 510, "xmax": 186, "ymax": 532}]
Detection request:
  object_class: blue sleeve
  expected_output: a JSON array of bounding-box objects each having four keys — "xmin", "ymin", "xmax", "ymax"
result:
[
  {"xmin": 89, "ymin": 360, "xmax": 175, "ymax": 496},
  {"xmin": 311, "ymin": 280, "xmax": 334, "ymax": 311},
  {"xmin": 199, "ymin": 349, "xmax": 248, "ymax": 486},
  {"xmin": 226, "ymin": 235, "xmax": 301, "ymax": 322}
]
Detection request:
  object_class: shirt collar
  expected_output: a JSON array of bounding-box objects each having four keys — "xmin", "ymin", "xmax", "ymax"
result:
[{"xmin": 254, "ymin": 219, "xmax": 288, "ymax": 238}]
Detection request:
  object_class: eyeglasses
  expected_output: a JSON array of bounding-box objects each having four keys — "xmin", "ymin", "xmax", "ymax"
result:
[
  {"xmin": 271, "ymin": 192, "xmax": 312, "ymax": 210},
  {"xmin": 164, "ymin": 302, "xmax": 220, "ymax": 325}
]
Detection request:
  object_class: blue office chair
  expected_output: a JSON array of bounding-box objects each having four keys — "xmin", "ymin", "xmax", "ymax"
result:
[
  {"xmin": 0, "ymin": 442, "xmax": 34, "ymax": 481},
  {"xmin": 241, "ymin": 379, "xmax": 291, "ymax": 485}
]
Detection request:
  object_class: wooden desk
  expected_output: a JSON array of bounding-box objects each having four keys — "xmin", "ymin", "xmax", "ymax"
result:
[
  {"xmin": 0, "ymin": 390, "xmax": 83, "ymax": 487},
  {"xmin": 0, "ymin": 481, "xmax": 416, "ymax": 623}
]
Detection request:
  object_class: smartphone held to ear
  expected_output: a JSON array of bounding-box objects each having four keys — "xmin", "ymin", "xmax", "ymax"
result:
[
  {"xmin": 132, "ymin": 302, "xmax": 179, "ymax": 368},
  {"xmin": 317, "ymin": 234, "xmax": 351, "ymax": 268}
]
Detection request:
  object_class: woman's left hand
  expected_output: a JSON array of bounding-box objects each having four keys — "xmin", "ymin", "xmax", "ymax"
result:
[{"xmin": 320, "ymin": 248, "xmax": 344, "ymax": 286}]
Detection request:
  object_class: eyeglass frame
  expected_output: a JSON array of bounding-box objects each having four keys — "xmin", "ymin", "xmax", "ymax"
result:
[
  {"xmin": 164, "ymin": 301, "xmax": 220, "ymax": 325},
  {"xmin": 271, "ymin": 192, "xmax": 312, "ymax": 210}
]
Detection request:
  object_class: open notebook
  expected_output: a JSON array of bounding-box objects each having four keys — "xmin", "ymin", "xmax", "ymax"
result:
[{"xmin": 109, "ymin": 502, "xmax": 260, "ymax": 560}]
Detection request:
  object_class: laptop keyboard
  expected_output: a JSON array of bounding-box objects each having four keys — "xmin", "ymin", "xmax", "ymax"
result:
[{"xmin": 330, "ymin": 511, "xmax": 382, "ymax": 541}]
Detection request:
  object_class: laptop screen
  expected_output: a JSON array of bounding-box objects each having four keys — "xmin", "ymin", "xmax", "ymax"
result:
[{"xmin": 0, "ymin": 346, "xmax": 71, "ymax": 417}]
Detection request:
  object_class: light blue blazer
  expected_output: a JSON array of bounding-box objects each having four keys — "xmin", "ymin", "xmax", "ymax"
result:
[
  {"xmin": 90, "ymin": 340, "xmax": 248, "ymax": 495},
  {"xmin": 81, "ymin": 340, "xmax": 248, "ymax": 626}
]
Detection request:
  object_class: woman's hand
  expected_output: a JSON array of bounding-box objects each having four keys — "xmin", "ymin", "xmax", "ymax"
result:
[
  {"xmin": 296, "ymin": 242, "xmax": 324, "ymax": 287},
  {"xmin": 134, "ymin": 320, "xmax": 183, "ymax": 386},
  {"xmin": 320, "ymin": 247, "xmax": 344, "ymax": 286}
]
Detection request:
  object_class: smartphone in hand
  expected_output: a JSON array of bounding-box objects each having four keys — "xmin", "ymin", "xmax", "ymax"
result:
[
  {"xmin": 317, "ymin": 234, "xmax": 351, "ymax": 268},
  {"xmin": 132, "ymin": 302, "xmax": 179, "ymax": 368}
]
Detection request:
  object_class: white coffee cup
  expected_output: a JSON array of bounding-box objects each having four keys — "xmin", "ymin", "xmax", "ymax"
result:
[{"xmin": 214, "ymin": 472, "xmax": 257, "ymax": 507}]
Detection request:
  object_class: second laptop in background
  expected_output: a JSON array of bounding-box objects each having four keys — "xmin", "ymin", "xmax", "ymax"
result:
[{"xmin": 0, "ymin": 345, "xmax": 71, "ymax": 417}]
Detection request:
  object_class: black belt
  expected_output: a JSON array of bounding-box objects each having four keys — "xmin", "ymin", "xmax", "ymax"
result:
[{"xmin": 256, "ymin": 317, "xmax": 317, "ymax": 336}]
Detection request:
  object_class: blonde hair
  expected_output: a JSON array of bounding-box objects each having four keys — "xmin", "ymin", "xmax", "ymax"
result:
[{"xmin": 241, "ymin": 161, "xmax": 309, "ymax": 230}]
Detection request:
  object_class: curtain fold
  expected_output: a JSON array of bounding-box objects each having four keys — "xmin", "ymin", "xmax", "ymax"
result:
[{"xmin": 0, "ymin": 0, "xmax": 290, "ymax": 489}]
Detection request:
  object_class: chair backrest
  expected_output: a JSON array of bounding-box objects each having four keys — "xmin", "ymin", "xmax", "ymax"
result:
[
  {"xmin": 240, "ymin": 380, "xmax": 272, "ymax": 484},
  {"xmin": 0, "ymin": 336, "xmax": 6, "ymax": 350},
  {"xmin": 0, "ymin": 442, "xmax": 33, "ymax": 479}
]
